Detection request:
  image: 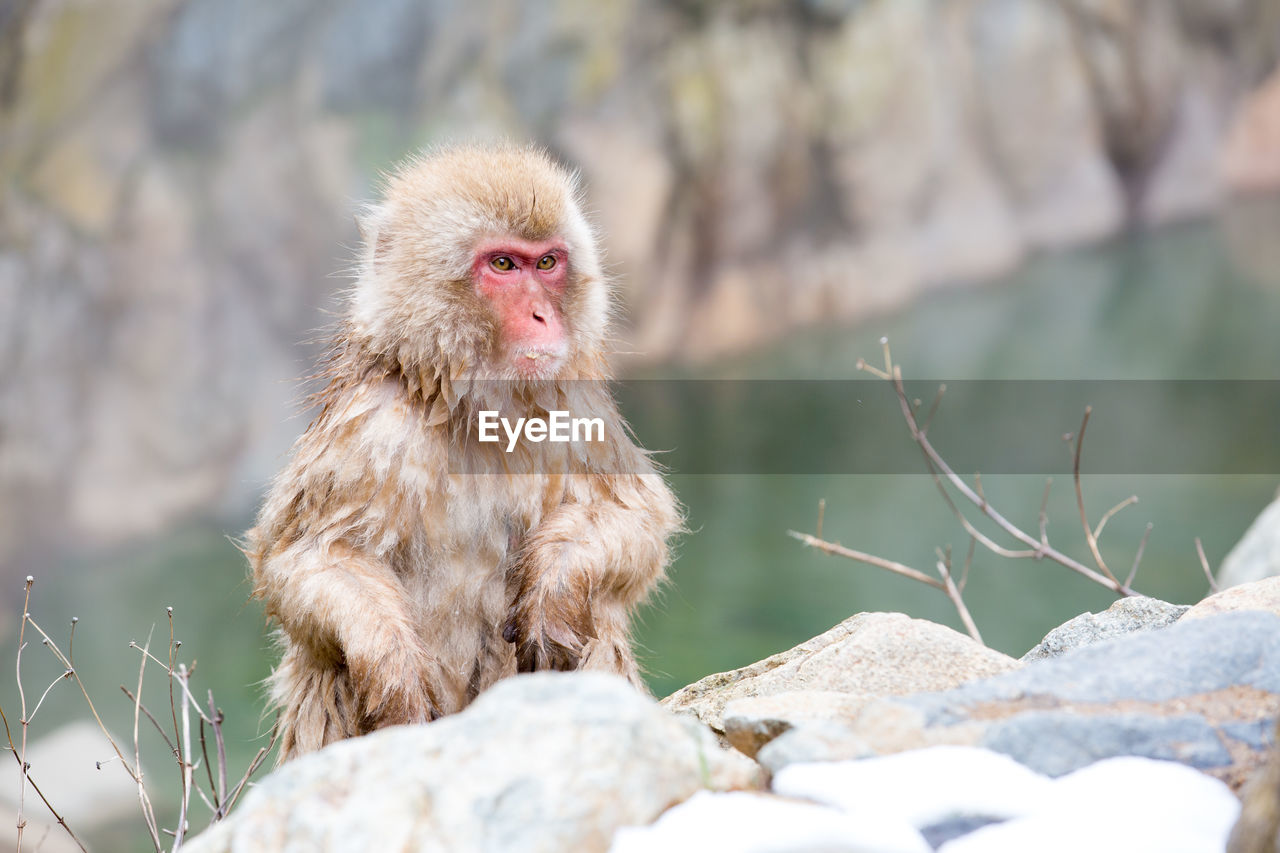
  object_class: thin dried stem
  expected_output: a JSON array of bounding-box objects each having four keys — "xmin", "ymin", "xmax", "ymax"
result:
[
  {"xmin": 1037, "ymin": 478, "xmax": 1052, "ymax": 547},
  {"xmin": 28, "ymin": 670, "xmax": 72, "ymax": 722},
  {"xmin": 173, "ymin": 666, "xmax": 193, "ymax": 852},
  {"xmin": 16, "ymin": 577, "xmax": 33, "ymax": 851},
  {"xmin": 1195, "ymin": 537, "xmax": 1220, "ymax": 594},
  {"xmin": 119, "ymin": 687, "xmax": 178, "ymax": 758},
  {"xmin": 788, "ymin": 530, "xmax": 944, "ymax": 589},
  {"xmin": 223, "ymin": 723, "xmax": 279, "ymax": 815},
  {"xmin": 935, "ymin": 553, "xmax": 982, "ymax": 644},
  {"xmin": 864, "ymin": 361, "xmax": 1136, "ymax": 595},
  {"xmin": 1093, "ymin": 495, "xmax": 1139, "ymax": 542},
  {"xmin": 165, "ymin": 609, "xmax": 186, "ymax": 844},
  {"xmin": 920, "ymin": 384, "xmax": 947, "ymax": 435},
  {"xmin": 131, "ymin": 635, "xmax": 164, "ymax": 851},
  {"xmin": 128, "ymin": 644, "xmax": 212, "ymax": 725},
  {"xmin": 209, "ymin": 691, "xmax": 227, "ymax": 818},
  {"xmin": 1126, "ymin": 523, "xmax": 1153, "ymax": 588},
  {"xmin": 815, "ymin": 499, "xmax": 825, "ymax": 541},
  {"xmin": 1072, "ymin": 408, "xmax": 1121, "ymax": 585},
  {"xmin": 959, "ymin": 536, "xmax": 976, "ymax": 593}
]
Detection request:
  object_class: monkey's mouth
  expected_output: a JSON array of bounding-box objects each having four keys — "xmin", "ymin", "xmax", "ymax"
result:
[{"xmin": 512, "ymin": 345, "xmax": 566, "ymax": 377}]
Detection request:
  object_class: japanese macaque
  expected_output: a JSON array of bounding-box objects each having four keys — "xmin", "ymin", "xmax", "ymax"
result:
[{"xmin": 246, "ymin": 144, "xmax": 681, "ymax": 762}]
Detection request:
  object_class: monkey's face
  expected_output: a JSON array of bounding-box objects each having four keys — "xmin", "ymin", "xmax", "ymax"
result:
[
  {"xmin": 351, "ymin": 145, "xmax": 610, "ymax": 388},
  {"xmin": 472, "ymin": 236, "xmax": 572, "ymax": 380}
]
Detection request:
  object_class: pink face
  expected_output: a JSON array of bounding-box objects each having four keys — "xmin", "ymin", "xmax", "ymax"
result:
[{"xmin": 472, "ymin": 237, "xmax": 570, "ymax": 378}]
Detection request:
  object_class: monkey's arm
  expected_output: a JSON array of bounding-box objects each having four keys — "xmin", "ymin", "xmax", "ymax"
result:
[
  {"xmin": 255, "ymin": 540, "xmax": 441, "ymax": 725},
  {"xmin": 504, "ymin": 471, "xmax": 680, "ymax": 675}
]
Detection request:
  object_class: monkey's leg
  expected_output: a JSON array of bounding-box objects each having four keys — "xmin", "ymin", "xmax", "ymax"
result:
[
  {"xmin": 504, "ymin": 474, "xmax": 677, "ymax": 679},
  {"xmin": 258, "ymin": 542, "xmax": 442, "ymax": 739}
]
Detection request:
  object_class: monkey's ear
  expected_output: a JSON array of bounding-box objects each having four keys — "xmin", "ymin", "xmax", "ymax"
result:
[{"xmin": 355, "ymin": 210, "xmax": 394, "ymax": 265}]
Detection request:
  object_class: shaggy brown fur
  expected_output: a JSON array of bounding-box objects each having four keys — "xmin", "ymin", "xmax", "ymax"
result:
[{"xmin": 246, "ymin": 144, "xmax": 681, "ymax": 761}]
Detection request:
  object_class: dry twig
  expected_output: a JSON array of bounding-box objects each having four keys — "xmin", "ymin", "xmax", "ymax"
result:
[
  {"xmin": 1, "ymin": 587, "xmax": 277, "ymax": 852},
  {"xmin": 793, "ymin": 341, "xmax": 1178, "ymax": 644}
]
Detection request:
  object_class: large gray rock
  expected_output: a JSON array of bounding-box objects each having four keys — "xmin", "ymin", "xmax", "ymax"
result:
[
  {"xmin": 758, "ymin": 611, "xmax": 1280, "ymax": 789},
  {"xmin": 662, "ymin": 612, "xmax": 1020, "ymax": 742},
  {"xmin": 1021, "ymin": 595, "xmax": 1189, "ymax": 661},
  {"xmin": 183, "ymin": 673, "xmax": 762, "ymax": 853}
]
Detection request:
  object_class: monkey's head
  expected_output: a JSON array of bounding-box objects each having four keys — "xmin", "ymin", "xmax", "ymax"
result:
[{"xmin": 350, "ymin": 144, "xmax": 609, "ymax": 387}]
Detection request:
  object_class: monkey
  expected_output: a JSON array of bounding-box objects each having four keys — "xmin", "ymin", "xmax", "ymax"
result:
[{"xmin": 245, "ymin": 144, "xmax": 682, "ymax": 762}]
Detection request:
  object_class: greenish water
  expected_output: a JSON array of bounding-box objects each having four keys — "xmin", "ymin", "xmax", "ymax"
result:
[{"xmin": 6, "ymin": 198, "xmax": 1280, "ymax": 845}]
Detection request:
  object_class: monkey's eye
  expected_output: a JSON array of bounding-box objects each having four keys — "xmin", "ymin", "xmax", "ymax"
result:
[
  {"xmin": 490, "ymin": 256, "xmax": 515, "ymax": 272},
  {"xmin": 536, "ymin": 254, "xmax": 557, "ymax": 271}
]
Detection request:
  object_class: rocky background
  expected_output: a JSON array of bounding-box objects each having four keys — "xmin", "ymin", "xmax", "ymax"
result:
[{"xmin": 2, "ymin": 0, "xmax": 1280, "ymax": 569}]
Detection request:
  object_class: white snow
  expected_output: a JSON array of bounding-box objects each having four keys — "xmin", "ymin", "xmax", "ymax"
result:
[
  {"xmin": 772, "ymin": 745, "xmax": 1055, "ymax": 827},
  {"xmin": 608, "ymin": 790, "xmax": 930, "ymax": 853}
]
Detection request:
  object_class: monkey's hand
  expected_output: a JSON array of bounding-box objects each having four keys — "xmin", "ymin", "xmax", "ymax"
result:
[
  {"xmin": 347, "ymin": 637, "xmax": 442, "ymax": 728},
  {"xmin": 503, "ymin": 544, "xmax": 596, "ymax": 673}
]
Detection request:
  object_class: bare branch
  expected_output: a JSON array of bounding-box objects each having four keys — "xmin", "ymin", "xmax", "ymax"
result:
[
  {"xmin": 789, "ymin": 530, "xmax": 944, "ymax": 589},
  {"xmin": 854, "ymin": 358, "xmax": 891, "ymax": 381},
  {"xmin": 920, "ymin": 384, "xmax": 947, "ymax": 435},
  {"xmin": 886, "ymin": 369, "xmax": 1135, "ymax": 595},
  {"xmin": 17, "ymin": 576, "xmax": 33, "ymax": 850},
  {"xmin": 1126, "ymin": 523, "xmax": 1153, "ymax": 588},
  {"xmin": 935, "ymin": 554, "xmax": 982, "ymax": 644},
  {"xmin": 173, "ymin": 665, "xmax": 194, "ymax": 852},
  {"xmin": 131, "ymin": 634, "xmax": 164, "ymax": 851},
  {"xmin": 223, "ymin": 723, "xmax": 279, "ymax": 816},
  {"xmin": 119, "ymin": 687, "xmax": 178, "ymax": 758},
  {"xmin": 1093, "ymin": 495, "xmax": 1139, "ymax": 542},
  {"xmin": 958, "ymin": 536, "xmax": 976, "ymax": 593},
  {"xmin": 1072, "ymin": 407, "xmax": 1121, "ymax": 585},
  {"xmin": 29, "ymin": 669, "xmax": 72, "ymax": 722},
  {"xmin": 1195, "ymin": 537, "xmax": 1220, "ymax": 594},
  {"xmin": 1038, "ymin": 478, "xmax": 1052, "ymax": 548}
]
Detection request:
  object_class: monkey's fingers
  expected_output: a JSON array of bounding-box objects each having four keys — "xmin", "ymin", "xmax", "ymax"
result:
[
  {"xmin": 515, "ymin": 635, "xmax": 582, "ymax": 673},
  {"xmin": 504, "ymin": 604, "xmax": 591, "ymax": 672}
]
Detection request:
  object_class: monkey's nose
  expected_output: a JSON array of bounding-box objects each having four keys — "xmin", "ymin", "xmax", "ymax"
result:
[{"xmin": 531, "ymin": 309, "xmax": 547, "ymax": 325}]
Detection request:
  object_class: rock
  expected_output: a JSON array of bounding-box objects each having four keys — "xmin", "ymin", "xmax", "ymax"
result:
[
  {"xmin": 183, "ymin": 673, "xmax": 762, "ymax": 853},
  {"xmin": 969, "ymin": 0, "xmax": 1125, "ymax": 249},
  {"xmin": 1186, "ymin": 577, "xmax": 1280, "ymax": 621},
  {"xmin": 758, "ymin": 612, "xmax": 1280, "ymax": 787},
  {"xmin": 1227, "ymin": 722, "xmax": 1280, "ymax": 853},
  {"xmin": 662, "ymin": 612, "xmax": 1020, "ymax": 737},
  {"xmin": 1140, "ymin": 72, "xmax": 1233, "ymax": 225},
  {"xmin": 723, "ymin": 691, "xmax": 874, "ymax": 758},
  {"xmin": 1217, "ymin": 498, "xmax": 1280, "ymax": 589},
  {"xmin": 938, "ymin": 757, "xmax": 1239, "ymax": 853},
  {"xmin": 1021, "ymin": 595, "xmax": 1189, "ymax": 661},
  {"xmin": 815, "ymin": 2, "xmax": 1024, "ymax": 289},
  {"xmin": 609, "ymin": 790, "xmax": 931, "ymax": 853}
]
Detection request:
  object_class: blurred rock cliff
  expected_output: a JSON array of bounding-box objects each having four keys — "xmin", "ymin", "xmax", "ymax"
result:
[{"xmin": 1, "ymin": 0, "xmax": 1278, "ymax": 565}]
